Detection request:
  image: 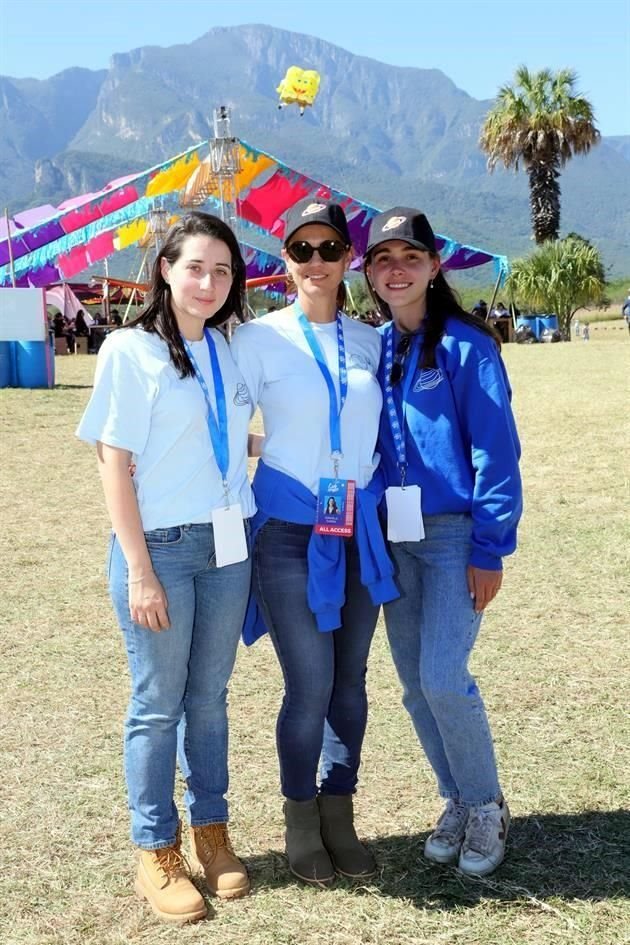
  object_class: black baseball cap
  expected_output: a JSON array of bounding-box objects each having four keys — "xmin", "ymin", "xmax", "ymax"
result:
[
  {"xmin": 366, "ymin": 207, "xmax": 436, "ymax": 254},
  {"xmin": 283, "ymin": 197, "xmax": 351, "ymax": 246}
]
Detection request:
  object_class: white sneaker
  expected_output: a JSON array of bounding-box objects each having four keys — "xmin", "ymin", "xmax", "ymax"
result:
[
  {"xmin": 458, "ymin": 797, "xmax": 510, "ymax": 877},
  {"xmin": 424, "ymin": 800, "xmax": 470, "ymax": 864}
]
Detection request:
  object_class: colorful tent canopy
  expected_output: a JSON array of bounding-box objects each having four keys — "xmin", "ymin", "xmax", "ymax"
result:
[
  {"xmin": 0, "ymin": 139, "xmax": 508, "ymax": 289},
  {"xmin": 180, "ymin": 139, "xmax": 508, "ymax": 276},
  {"xmin": 0, "ymin": 143, "xmax": 206, "ymax": 286}
]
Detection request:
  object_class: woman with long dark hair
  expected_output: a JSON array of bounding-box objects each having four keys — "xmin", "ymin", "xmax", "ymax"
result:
[
  {"xmin": 231, "ymin": 198, "xmax": 397, "ymax": 887},
  {"xmin": 365, "ymin": 207, "xmax": 522, "ymax": 877},
  {"xmin": 77, "ymin": 212, "xmax": 255, "ymax": 922}
]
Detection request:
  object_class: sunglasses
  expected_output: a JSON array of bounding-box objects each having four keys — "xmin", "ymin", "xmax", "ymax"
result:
[
  {"xmin": 286, "ymin": 240, "xmax": 348, "ymax": 264},
  {"xmin": 389, "ymin": 334, "xmax": 413, "ymax": 386}
]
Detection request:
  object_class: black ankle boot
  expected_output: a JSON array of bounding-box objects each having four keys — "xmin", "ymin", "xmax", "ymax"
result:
[
  {"xmin": 283, "ymin": 798, "xmax": 335, "ymax": 886},
  {"xmin": 317, "ymin": 794, "xmax": 376, "ymax": 879}
]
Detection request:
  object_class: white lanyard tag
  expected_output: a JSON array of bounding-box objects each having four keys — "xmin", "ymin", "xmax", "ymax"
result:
[
  {"xmin": 386, "ymin": 485, "xmax": 424, "ymax": 543},
  {"xmin": 211, "ymin": 504, "xmax": 248, "ymax": 567}
]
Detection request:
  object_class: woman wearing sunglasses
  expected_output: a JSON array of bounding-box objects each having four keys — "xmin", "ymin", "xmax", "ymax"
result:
[
  {"xmin": 364, "ymin": 207, "xmax": 522, "ymax": 877},
  {"xmin": 231, "ymin": 198, "xmax": 397, "ymax": 886}
]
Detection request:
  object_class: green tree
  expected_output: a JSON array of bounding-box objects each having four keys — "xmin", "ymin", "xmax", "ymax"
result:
[
  {"xmin": 345, "ymin": 275, "xmax": 372, "ymax": 313},
  {"xmin": 507, "ymin": 236, "xmax": 606, "ymax": 339},
  {"xmin": 480, "ymin": 67, "xmax": 600, "ymax": 243}
]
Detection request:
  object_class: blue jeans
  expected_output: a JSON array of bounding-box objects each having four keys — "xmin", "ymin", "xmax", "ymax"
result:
[
  {"xmin": 108, "ymin": 522, "xmax": 251, "ymax": 849},
  {"xmin": 384, "ymin": 515, "xmax": 501, "ymax": 807},
  {"xmin": 253, "ymin": 519, "xmax": 380, "ymax": 801}
]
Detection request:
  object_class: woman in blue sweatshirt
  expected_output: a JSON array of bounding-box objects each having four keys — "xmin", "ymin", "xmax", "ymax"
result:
[{"xmin": 364, "ymin": 207, "xmax": 522, "ymax": 878}]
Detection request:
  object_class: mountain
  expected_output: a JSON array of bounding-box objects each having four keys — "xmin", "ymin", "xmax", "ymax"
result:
[{"xmin": 1, "ymin": 25, "xmax": 628, "ymax": 275}]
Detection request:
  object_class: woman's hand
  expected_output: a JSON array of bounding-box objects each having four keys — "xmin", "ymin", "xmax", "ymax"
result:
[
  {"xmin": 466, "ymin": 565, "xmax": 503, "ymax": 613},
  {"xmin": 97, "ymin": 443, "xmax": 168, "ymax": 630},
  {"xmin": 128, "ymin": 570, "xmax": 170, "ymax": 631}
]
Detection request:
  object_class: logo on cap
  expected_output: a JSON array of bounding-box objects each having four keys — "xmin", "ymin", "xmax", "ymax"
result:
[
  {"xmin": 382, "ymin": 216, "xmax": 406, "ymax": 232},
  {"xmin": 302, "ymin": 203, "xmax": 327, "ymax": 217}
]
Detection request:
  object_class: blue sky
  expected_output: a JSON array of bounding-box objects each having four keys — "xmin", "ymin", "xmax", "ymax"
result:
[{"xmin": 2, "ymin": 0, "xmax": 629, "ymax": 135}]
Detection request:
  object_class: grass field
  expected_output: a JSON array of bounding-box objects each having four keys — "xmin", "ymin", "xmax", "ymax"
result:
[{"xmin": 1, "ymin": 331, "xmax": 629, "ymax": 945}]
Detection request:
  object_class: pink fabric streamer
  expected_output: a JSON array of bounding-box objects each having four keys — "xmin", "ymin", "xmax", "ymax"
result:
[
  {"xmin": 57, "ymin": 245, "xmax": 90, "ymax": 279},
  {"xmin": 240, "ymin": 171, "xmax": 311, "ymax": 233}
]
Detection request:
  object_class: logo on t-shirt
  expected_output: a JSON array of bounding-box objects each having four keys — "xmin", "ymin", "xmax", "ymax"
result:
[
  {"xmin": 233, "ymin": 383, "xmax": 251, "ymax": 407},
  {"xmin": 349, "ymin": 352, "xmax": 375, "ymax": 373},
  {"xmin": 413, "ymin": 368, "xmax": 444, "ymax": 392}
]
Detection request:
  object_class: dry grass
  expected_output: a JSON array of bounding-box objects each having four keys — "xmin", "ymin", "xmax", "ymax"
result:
[
  {"xmin": 1, "ymin": 333, "xmax": 629, "ymax": 945},
  {"xmin": 575, "ymin": 312, "xmax": 628, "ymax": 330}
]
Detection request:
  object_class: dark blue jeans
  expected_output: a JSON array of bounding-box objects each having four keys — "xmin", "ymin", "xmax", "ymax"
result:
[{"xmin": 253, "ymin": 519, "xmax": 380, "ymax": 801}]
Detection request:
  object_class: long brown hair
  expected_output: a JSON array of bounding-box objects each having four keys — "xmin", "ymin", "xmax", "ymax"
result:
[{"xmin": 126, "ymin": 212, "xmax": 246, "ymax": 378}]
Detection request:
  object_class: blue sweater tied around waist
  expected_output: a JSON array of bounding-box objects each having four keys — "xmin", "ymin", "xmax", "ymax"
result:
[{"xmin": 242, "ymin": 461, "xmax": 399, "ymax": 645}]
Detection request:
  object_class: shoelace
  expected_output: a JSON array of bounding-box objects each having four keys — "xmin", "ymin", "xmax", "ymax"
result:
[
  {"xmin": 433, "ymin": 802, "xmax": 469, "ymax": 843},
  {"xmin": 463, "ymin": 808, "xmax": 496, "ymax": 854},
  {"xmin": 196, "ymin": 824, "xmax": 233, "ymax": 862},
  {"xmin": 154, "ymin": 845, "xmax": 187, "ymax": 879}
]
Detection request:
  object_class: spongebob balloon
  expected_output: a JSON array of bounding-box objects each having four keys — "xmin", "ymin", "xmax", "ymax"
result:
[{"xmin": 276, "ymin": 66, "xmax": 321, "ymax": 116}]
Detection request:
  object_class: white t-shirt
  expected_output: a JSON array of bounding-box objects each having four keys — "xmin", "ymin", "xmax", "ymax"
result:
[
  {"xmin": 76, "ymin": 327, "xmax": 256, "ymax": 530},
  {"xmin": 230, "ymin": 307, "xmax": 382, "ymax": 494}
]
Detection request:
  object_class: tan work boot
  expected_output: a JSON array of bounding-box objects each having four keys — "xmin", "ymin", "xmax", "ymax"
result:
[
  {"xmin": 189, "ymin": 823, "xmax": 250, "ymax": 900},
  {"xmin": 135, "ymin": 838, "xmax": 207, "ymax": 924}
]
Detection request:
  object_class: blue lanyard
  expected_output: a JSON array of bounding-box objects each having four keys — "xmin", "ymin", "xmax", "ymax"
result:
[
  {"xmin": 383, "ymin": 323, "xmax": 421, "ymax": 485},
  {"xmin": 295, "ymin": 303, "xmax": 348, "ymax": 476},
  {"xmin": 182, "ymin": 329, "xmax": 230, "ymax": 496}
]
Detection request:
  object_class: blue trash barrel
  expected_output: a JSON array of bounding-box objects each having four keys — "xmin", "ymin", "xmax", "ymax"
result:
[
  {"xmin": 0, "ymin": 341, "xmax": 16, "ymax": 387},
  {"xmin": 16, "ymin": 338, "xmax": 55, "ymax": 388},
  {"xmin": 538, "ymin": 315, "xmax": 559, "ymax": 333}
]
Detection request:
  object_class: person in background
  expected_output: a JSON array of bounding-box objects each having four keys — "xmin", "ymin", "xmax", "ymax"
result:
[
  {"xmin": 471, "ymin": 299, "xmax": 488, "ymax": 320},
  {"xmin": 232, "ymin": 198, "xmax": 397, "ymax": 887},
  {"xmin": 622, "ymin": 292, "xmax": 630, "ymax": 335},
  {"xmin": 53, "ymin": 312, "xmax": 65, "ymax": 338},
  {"xmin": 65, "ymin": 318, "xmax": 77, "ymax": 354},
  {"xmin": 75, "ymin": 310, "xmax": 89, "ymax": 336},
  {"xmin": 76, "ymin": 212, "xmax": 255, "ymax": 923},
  {"xmin": 364, "ymin": 206, "xmax": 522, "ymax": 878}
]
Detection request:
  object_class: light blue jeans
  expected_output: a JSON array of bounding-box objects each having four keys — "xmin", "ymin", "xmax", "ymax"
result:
[
  {"xmin": 384, "ymin": 514, "xmax": 501, "ymax": 807},
  {"xmin": 108, "ymin": 522, "xmax": 251, "ymax": 849}
]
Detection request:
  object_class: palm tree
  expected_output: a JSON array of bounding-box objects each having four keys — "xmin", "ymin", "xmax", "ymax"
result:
[
  {"xmin": 507, "ymin": 236, "xmax": 606, "ymax": 339},
  {"xmin": 480, "ymin": 67, "xmax": 600, "ymax": 243}
]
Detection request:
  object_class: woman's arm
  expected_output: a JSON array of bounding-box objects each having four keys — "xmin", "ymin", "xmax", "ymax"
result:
[
  {"xmin": 97, "ymin": 442, "xmax": 169, "ymax": 631},
  {"xmin": 248, "ymin": 433, "xmax": 265, "ymax": 458}
]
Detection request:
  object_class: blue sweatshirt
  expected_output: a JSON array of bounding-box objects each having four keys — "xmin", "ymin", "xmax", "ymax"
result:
[
  {"xmin": 242, "ymin": 460, "xmax": 398, "ymax": 645},
  {"xmin": 377, "ymin": 318, "xmax": 522, "ymax": 571}
]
